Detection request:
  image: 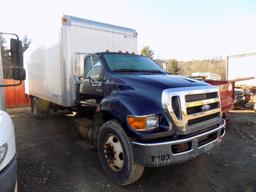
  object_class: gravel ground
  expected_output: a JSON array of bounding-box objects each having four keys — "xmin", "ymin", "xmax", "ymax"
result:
[{"xmin": 8, "ymin": 108, "xmax": 256, "ymax": 192}]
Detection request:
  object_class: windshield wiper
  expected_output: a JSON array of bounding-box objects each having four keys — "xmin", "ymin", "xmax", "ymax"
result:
[
  {"xmin": 113, "ymin": 69, "xmax": 166, "ymax": 74},
  {"xmin": 113, "ymin": 69, "xmax": 142, "ymax": 72},
  {"xmin": 139, "ymin": 70, "xmax": 166, "ymax": 74}
]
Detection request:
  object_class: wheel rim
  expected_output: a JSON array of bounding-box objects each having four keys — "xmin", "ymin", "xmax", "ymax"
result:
[{"xmin": 103, "ymin": 134, "xmax": 125, "ymax": 172}]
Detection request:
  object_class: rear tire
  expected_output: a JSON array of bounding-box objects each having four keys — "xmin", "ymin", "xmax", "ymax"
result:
[
  {"xmin": 97, "ymin": 120, "xmax": 144, "ymax": 185},
  {"xmin": 32, "ymin": 97, "xmax": 50, "ymax": 119}
]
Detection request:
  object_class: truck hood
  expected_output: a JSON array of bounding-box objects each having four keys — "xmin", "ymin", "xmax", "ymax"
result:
[
  {"xmin": 111, "ymin": 73, "xmax": 209, "ymax": 91},
  {"xmin": 104, "ymin": 73, "xmax": 212, "ymax": 116}
]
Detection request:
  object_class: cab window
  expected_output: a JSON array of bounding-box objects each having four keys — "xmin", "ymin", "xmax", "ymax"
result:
[{"xmin": 84, "ymin": 55, "xmax": 102, "ymax": 79}]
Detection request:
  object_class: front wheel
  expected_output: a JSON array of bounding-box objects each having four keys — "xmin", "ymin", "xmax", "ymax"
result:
[{"xmin": 97, "ymin": 120, "xmax": 144, "ymax": 186}]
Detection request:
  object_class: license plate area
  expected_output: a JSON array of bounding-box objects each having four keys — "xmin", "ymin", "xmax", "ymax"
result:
[{"xmin": 198, "ymin": 132, "xmax": 217, "ymax": 147}]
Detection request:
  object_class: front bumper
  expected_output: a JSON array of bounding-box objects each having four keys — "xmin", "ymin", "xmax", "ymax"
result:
[
  {"xmin": 132, "ymin": 120, "xmax": 226, "ymax": 167},
  {"xmin": 0, "ymin": 156, "xmax": 17, "ymax": 192}
]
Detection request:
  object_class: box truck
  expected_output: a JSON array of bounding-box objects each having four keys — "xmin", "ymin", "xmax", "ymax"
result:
[
  {"xmin": 26, "ymin": 15, "xmax": 226, "ymax": 185},
  {"xmin": 0, "ymin": 32, "xmax": 26, "ymax": 192}
]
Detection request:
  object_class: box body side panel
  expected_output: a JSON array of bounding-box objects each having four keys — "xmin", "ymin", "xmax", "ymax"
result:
[{"xmin": 25, "ymin": 15, "xmax": 138, "ymax": 107}]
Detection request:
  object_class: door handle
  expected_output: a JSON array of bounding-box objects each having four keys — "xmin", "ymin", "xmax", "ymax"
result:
[{"xmin": 89, "ymin": 78, "xmax": 103, "ymax": 87}]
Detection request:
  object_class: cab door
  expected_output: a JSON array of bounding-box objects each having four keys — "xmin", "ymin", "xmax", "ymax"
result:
[{"xmin": 79, "ymin": 55, "xmax": 104, "ymax": 105}]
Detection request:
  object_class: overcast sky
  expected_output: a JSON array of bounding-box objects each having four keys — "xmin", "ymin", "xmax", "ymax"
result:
[{"xmin": 0, "ymin": 0, "xmax": 255, "ymax": 60}]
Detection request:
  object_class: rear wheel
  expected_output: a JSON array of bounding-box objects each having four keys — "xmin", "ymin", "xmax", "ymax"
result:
[
  {"xmin": 32, "ymin": 97, "xmax": 50, "ymax": 119},
  {"xmin": 97, "ymin": 120, "xmax": 144, "ymax": 185}
]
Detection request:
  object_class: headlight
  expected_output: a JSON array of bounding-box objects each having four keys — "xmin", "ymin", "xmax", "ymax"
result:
[
  {"xmin": 127, "ymin": 115, "xmax": 159, "ymax": 131},
  {"xmin": 0, "ymin": 143, "xmax": 8, "ymax": 165}
]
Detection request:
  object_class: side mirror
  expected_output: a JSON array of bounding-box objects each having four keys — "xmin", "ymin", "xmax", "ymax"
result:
[
  {"xmin": 10, "ymin": 38, "xmax": 26, "ymax": 81},
  {"xmin": 0, "ymin": 33, "xmax": 26, "ymax": 87},
  {"xmin": 10, "ymin": 38, "xmax": 23, "ymax": 67}
]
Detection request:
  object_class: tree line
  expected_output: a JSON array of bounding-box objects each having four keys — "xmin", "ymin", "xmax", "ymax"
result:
[{"xmin": 140, "ymin": 45, "xmax": 226, "ymax": 79}]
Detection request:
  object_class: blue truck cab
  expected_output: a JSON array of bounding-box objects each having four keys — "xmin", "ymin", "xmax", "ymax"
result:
[{"xmin": 76, "ymin": 52, "xmax": 226, "ymax": 185}]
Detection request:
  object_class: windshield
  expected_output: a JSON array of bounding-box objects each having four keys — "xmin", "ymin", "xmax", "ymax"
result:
[{"xmin": 103, "ymin": 53, "xmax": 165, "ymax": 73}]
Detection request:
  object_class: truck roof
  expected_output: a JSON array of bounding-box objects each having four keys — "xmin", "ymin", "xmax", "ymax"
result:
[
  {"xmin": 94, "ymin": 51, "xmax": 137, "ymax": 55},
  {"xmin": 62, "ymin": 15, "xmax": 137, "ymax": 37}
]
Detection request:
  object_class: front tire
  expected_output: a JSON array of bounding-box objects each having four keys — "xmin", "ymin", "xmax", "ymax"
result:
[{"xmin": 97, "ymin": 120, "xmax": 144, "ymax": 185}]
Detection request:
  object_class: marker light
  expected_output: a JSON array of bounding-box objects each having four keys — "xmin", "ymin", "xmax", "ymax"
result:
[{"xmin": 128, "ymin": 115, "xmax": 159, "ymax": 131}]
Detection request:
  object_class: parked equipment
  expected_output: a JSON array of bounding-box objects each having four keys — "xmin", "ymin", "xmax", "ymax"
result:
[
  {"xmin": 190, "ymin": 73, "xmax": 234, "ymax": 114},
  {"xmin": 227, "ymin": 53, "xmax": 256, "ymax": 109},
  {"xmin": 191, "ymin": 71, "xmax": 255, "ymax": 114}
]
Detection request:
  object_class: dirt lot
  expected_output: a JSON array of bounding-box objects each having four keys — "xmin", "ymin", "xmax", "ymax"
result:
[{"xmin": 8, "ymin": 108, "xmax": 256, "ymax": 192}]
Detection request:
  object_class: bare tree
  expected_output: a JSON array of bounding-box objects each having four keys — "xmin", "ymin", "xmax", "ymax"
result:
[{"xmin": 141, "ymin": 46, "xmax": 154, "ymax": 59}]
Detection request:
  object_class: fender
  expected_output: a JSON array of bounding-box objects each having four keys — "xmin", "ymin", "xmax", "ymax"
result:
[{"xmin": 91, "ymin": 91, "xmax": 169, "ymax": 144}]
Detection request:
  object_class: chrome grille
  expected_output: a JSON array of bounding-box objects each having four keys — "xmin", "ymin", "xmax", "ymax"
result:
[
  {"xmin": 187, "ymin": 102, "xmax": 219, "ymax": 114},
  {"xmin": 162, "ymin": 86, "xmax": 221, "ymax": 135},
  {"xmin": 187, "ymin": 112, "xmax": 220, "ymax": 126},
  {"xmin": 185, "ymin": 92, "xmax": 218, "ymax": 102}
]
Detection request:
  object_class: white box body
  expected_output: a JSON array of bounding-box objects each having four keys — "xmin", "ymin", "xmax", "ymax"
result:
[{"xmin": 25, "ymin": 15, "xmax": 137, "ymax": 106}]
